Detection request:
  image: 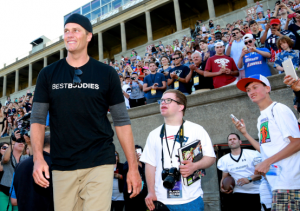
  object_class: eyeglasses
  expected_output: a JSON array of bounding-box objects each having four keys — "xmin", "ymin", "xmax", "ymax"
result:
[
  {"xmin": 172, "ymin": 57, "xmax": 181, "ymax": 60},
  {"xmin": 1, "ymin": 146, "xmax": 8, "ymax": 150},
  {"xmin": 18, "ymin": 110, "xmax": 23, "ymax": 112},
  {"xmin": 244, "ymin": 27, "xmax": 249, "ymax": 29},
  {"xmin": 160, "ymin": 98, "xmax": 181, "ymax": 104},
  {"xmin": 244, "ymin": 40, "xmax": 253, "ymax": 45},
  {"xmin": 73, "ymin": 68, "xmax": 83, "ymax": 85}
]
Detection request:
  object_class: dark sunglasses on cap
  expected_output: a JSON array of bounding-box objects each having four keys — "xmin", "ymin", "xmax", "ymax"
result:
[
  {"xmin": 73, "ymin": 68, "xmax": 83, "ymax": 86},
  {"xmin": 244, "ymin": 40, "xmax": 253, "ymax": 45}
]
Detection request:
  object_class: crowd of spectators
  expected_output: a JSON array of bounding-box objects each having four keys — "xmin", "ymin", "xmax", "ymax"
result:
[{"xmin": 104, "ymin": 0, "xmax": 300, "ymax": 110}]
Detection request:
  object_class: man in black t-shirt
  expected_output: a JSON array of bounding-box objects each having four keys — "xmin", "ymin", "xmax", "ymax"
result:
[
  {"xmin": 30, "ymin": 14, "xmax": 141, "ymax": 211},
  {"xmin": 14, "ymin": 132, "xmax": 53, "ymax": 211},
  {"xmin": 249, "ymin": 20, "xmax": 265, "ymax": 48},
  {"xmin": 167, "ymin": 50, "xmax": 193, "ymax": 95},
  {"xmin": 189, "ymin": 51, "xmax": 213, "ymax": 93}
]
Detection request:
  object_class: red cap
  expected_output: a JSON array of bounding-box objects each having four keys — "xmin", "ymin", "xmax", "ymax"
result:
[{"xmin": 270, "ymin": 19, "xmax": 281, "ymax": 25}]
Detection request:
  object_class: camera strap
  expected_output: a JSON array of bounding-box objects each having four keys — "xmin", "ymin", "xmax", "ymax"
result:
[{"xmin": 160, "ymin": 120, "xmax": 185, "ymax": 169}]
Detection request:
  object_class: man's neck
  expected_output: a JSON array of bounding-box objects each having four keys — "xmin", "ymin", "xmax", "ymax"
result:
[
  {"xmin": 175, "ymin": 63, "xmax": 181, "ymax": 67},
  {"xmin": 252, "ymin": 29, "xmax": 258, "ymax": 34},
  {"xmin": 257, "ymin": 96, "xmax": 273, "ymax": 111},
  {"xmin": 216, "ymin": 53, "xmax": 224, "ymax": 56},
  {"xmin": 164, "ymin": 115, "xmax": 183, "ymax": 126},
  {"xmin": 202, "ymin": 48, "xmax": 208, "ymax": 53},
  {"xmin": 163, "ymin": 65, "xmax": 169, "ymax": 68},
  {"xmin": 66, "ymin": 51, "xmax": 89, "ymax": 67},
  {"xmin": 150, "ymin": 71, "xmax": 156, "ymax": 74},
  {"xmin": 235, "ymin": 38, "xmax": 241, "ymax": 42},
  {"xmin": 231, "ymin": 147, "xmax": 241, "ymax": 156}
]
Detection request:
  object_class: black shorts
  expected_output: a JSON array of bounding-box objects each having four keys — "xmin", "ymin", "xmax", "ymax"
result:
[{"xmin": 231, "ymin": 192, "xmax": 261, "ymax": 211}]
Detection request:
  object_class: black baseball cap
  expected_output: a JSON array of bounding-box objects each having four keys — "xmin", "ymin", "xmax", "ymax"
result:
[{"xmin": 64, "ymin": 13, "xmax": 93, "ymax": 33}]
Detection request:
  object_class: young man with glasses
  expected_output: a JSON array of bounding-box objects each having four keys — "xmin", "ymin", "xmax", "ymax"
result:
[
  {"xmin": 237, "ymin": 34, "xmax": 271, "ymax": 77},
  {"xmin": 204, "ymin": 41, "xmax": 239, "ymax": 88},
  {"xmin": 30, "ymin": 14, "xmax": 141, "ymax": 211},
  {"xmin": 140, "ymin": 89, "xmax": 215, "ymax": 211},
  {"xmin": 143, "ymin": 62, "xmax": 166, "ymax": 104},
  {"xmin": 167, "ymin": 50, "xmax": 193, "ymax": 95}
]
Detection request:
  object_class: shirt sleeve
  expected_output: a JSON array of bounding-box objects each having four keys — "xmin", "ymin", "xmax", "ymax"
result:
[
  {"xmin": 139, "ymin": 132, "xmax": 157, "ymax": 167},
  {"xmin": 231, "ymin": 58, "xmax": 238, "ymax": 70},
  {"xmin": 205, "ymin": 58, "xmax": 212, "ymax": 71},
  {"xmin": 217, "ymin": 157, "xmax": 228, "ymax": 173},
  {"xmin": 273, "ymin": 103, "xmax": 300, "ymax": 140},
  {"xmin": 288, "ymin": 31, "xmax": 297, "ymax": 47},
  {"xmin": 274, "ymin": 52, "xmax": 282, "ymax": 67},
  {"xmin": 198, "ymin": 126, "xmax": 216, "ymax": 158},
  {"xmin": 33, "ymin": 68, "xmax": 50, "ymax": 103},
  {"xmin": 108, "ymin": 67, "xmax": 125, "ymax": 106}
]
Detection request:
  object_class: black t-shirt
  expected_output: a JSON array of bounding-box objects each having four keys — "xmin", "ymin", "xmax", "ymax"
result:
[
  {"xmin": 14, "ymin": 151, "xmax": 54, "ymax": 211},
  {"xmin": 192, "ymin": 64, "xmax": 214, "ymax": 90},
  {"xmin": 33, "ymin": 58, "xmax": 124, "ymax": 170},
  {"xmin": 168, "ymin": 65, "xmax": 192, "ymax": 94},
  {"xmin": 288, "ymin": 24, "xmax": 300, "ymax": 50},
  {"xmin": 252, "ymin": 31, "xmax": 264, "ymax": 48},
  {"xmin": 25, "ymin": 102, "xmax": 32, "ymax": 113}
]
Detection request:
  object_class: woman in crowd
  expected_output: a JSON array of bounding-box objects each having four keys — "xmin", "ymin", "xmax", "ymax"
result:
[
  {"xmin": 158, "ymin": 56, "xmax": 172, "ymax": 82},
  {"xmin": 123, "ymin": 145, "xmax": 147, "ymax": 211},
  {"xmin": 111, "ymin": 151, "xmax": 124, "ymax": 211},
  {"xmin": 14, "ymin": 108, "xmax": 25, "ymax": 129},
  {"xmin": 123, "ymin": 65, "xmax": 133, "ymax": 78},
  {"xmin": 0, "ymin": 142, "xmax": 9, "ymax": 181}
]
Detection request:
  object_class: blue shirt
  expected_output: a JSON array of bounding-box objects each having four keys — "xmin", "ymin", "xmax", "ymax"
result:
[
  {"xmin": 243, "ymin": 48, "xmax": 272, "ymax": 77},
  {"xmin": 256, "ymin": 18, "xmax": 266, "ymax": 30},
  {"xmin": 275, "ymin": 49, "xmax": 300, "ymax": 70},
  {"xmin": 144, "ymin": 72, "xmax": 166, "ymax": 99}
]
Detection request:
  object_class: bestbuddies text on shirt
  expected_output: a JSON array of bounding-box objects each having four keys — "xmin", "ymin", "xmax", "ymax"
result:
[{"xmin": 52, "ymin": 83, "xmax": 100, "ymax": 90}]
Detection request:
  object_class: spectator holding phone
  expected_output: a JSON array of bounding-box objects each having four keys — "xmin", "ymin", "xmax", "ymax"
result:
[
  {"xmin": 275, "ymin": 36, "xmax": 300, "ymax": 73},
  {"xmin": 238, "ymin": 34, "xmax": 271, "ymax": 77},
  {"xmin": 158, "ymin": 56, "xmax": 172, "ymax": 81},
  {"xmin": 22, "ymin": 92, "xmax": 33, "ymax": 113},
  {"xmin": 143, "ymin": 62, "xmax": 166, "ymax": 104},
  {"xmin": 0, "ymin": 107, "xmax": 7, "ymax": 138},
  {"xmin": 129, "ymin": 72, "xmax": 145, "ymax": 108}
]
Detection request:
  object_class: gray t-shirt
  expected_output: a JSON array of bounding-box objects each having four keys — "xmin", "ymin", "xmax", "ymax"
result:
[
  {"xmin": 1, "ymin": 154, "xmax": 29, "ymax": 187},
  {"xmin": 130, "ymin": 80, "xmax": 144, "ymax": 99}
]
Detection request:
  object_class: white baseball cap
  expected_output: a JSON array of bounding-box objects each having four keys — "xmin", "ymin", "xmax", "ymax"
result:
[
  {"xmin": 215, "ymin": 41, "xmax": 224, "ymax": 47},
  {"xmin": 242, "ymin": 34, "xmax": 254, "ymax": 42}
]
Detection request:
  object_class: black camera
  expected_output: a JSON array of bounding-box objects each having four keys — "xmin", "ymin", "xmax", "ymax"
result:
[
  {"xmin": 161, "ymin": 167, "xmax": 181, "ymax": 189},
  {"xmin": 11, "ymin": 113, "xmax": 31, "ymax": 143},
  {"xmin": 131, "ymin": 77, "xmax": 136, "ymax": 80},
  {"xmin": 11, "ymin": 128, "xmax": 29, "ymax": 143}
]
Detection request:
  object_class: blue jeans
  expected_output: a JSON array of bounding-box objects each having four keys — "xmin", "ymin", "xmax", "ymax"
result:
[{"xmin": 166, "ymin": 196, "xmax": 204, "ymax": 211}]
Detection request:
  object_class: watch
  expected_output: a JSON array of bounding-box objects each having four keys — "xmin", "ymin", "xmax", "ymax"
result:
[{"xmin": 247, "ymin": 177, "xmax": 252, "ymax": 182}]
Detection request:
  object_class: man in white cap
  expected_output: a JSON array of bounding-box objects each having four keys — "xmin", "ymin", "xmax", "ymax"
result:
[
  {"xmin": 233, "ymin": 74, "xmax": 300, "ymax": 210},
  {"xmin": 237, "ymin": 34, "xmax": 272, "ymax": 78},
  {"xmin": 204, "ymin": 41, "xmax": 239, "ymax": 88}
]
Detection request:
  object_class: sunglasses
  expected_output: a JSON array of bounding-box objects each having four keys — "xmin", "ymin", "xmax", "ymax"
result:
[
  {"xmin": 172, "ymin": 57, "xmax": 181, "ymax": 60},
  {"xmin": 1, "ymin": 146, "xmax": 8, "ymax": 150},
  {"xmin": 18, "ymin": 110, "xmax": 23, "ymax": 112},
  {"xmin": 244, "ymin": 40, "xmax": 253, "ymax": 45},
  {"xmin": 73, "ymin": 68, "xmax": 83, "ymax": 85}
]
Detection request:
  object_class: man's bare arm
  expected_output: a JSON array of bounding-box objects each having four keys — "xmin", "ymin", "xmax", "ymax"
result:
[{"xmin": 145, "ymin": 163, "xmax": 157, "ymax": 211}]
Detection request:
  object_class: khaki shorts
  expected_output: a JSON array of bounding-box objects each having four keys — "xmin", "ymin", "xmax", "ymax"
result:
[{"xmin": 52, "ymin": 164, "xmax": 114, "ymax": 211}]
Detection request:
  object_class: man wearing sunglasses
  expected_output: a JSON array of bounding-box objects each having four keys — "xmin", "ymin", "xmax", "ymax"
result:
[
  {"xmin": 167, "ymin": 50, "xmax": 193, "ymax": 95},
  {"xmin": 30, "ymin": 13, "xmax": 141, "ymax": 211},
  {"xmin": 237, "ymin": 34, "xmax": 271, "ymax": 78},
  {"xmin": 264, "ymin": 18, "xmax": 296, "ymax": 72},
  {"xmin": 225, "ymin": 28, "xmax": 245, "ymax": 78},
  {"xmin": 140, "ymin": 89, "xmax": 215, "ymax": 211}
]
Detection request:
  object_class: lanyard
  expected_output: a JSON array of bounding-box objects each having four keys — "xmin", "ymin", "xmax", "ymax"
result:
[
  {"xmin": 160, "ymin": 120, "xmax": 185, "ymax": 169},
  {"xmin": 150, "ymin": 73, "xmax": 157, "ymax": 85}
]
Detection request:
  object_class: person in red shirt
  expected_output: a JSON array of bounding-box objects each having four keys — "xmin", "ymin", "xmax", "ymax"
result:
[
  {"xmin": 135, "ymin": 60, "xmax": 144, "ymax": 81},
  {"xmin": 204, "ymin": 41, "xmax": 239, "ymax": 88}
]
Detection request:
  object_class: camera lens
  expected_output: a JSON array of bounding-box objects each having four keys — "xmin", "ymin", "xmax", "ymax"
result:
[{"xmin": 163, "ymin": 175, "xmax": 176, "ymax": 189}]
